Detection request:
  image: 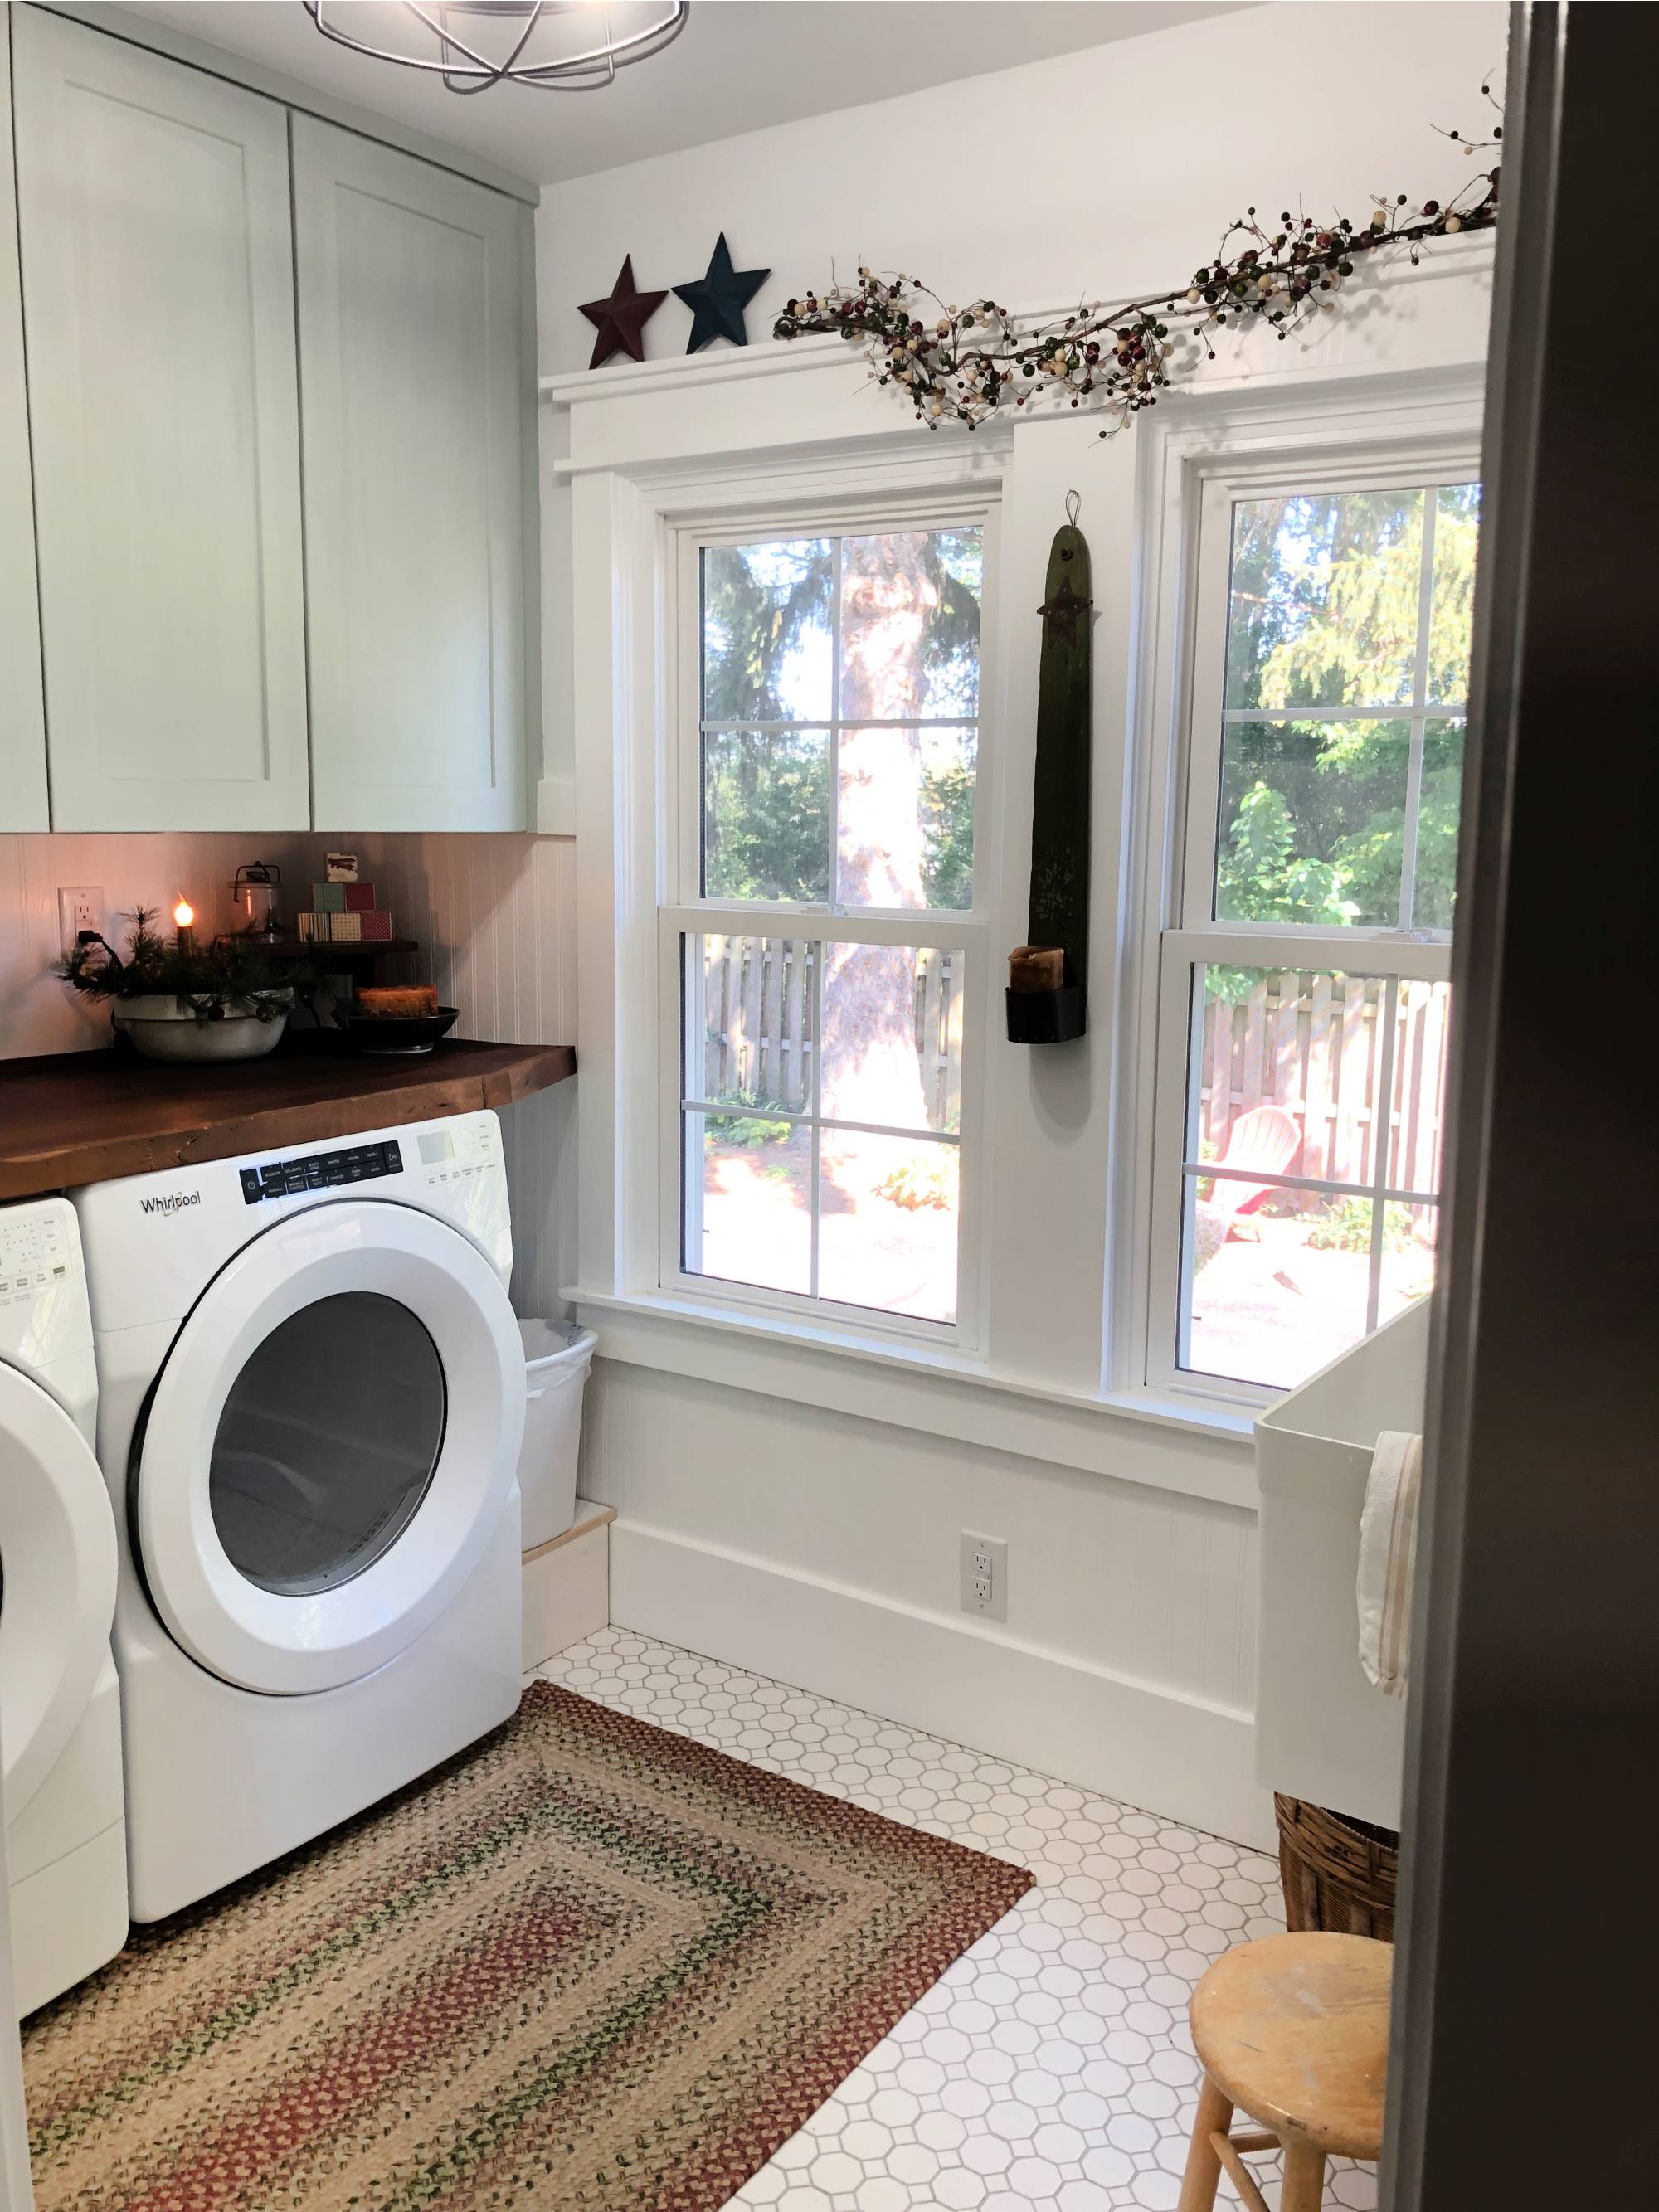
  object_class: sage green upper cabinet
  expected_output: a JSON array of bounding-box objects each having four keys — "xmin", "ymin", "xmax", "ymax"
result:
[
  {"xmin": 0, "ymin": 13, "xmax": 48, "ymax": 832},
  {"xmin": 12, "ymin": 7, "xmax": 310, "ymax": 833},
  {"xmin": 293, "ymin": 118, "xmax": 530, "ymax": 832}
]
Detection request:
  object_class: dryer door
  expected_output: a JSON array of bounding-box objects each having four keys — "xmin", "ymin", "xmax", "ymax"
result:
[
  {"xmin": 0, "ymin": 1364, "xmax": 117, "ymax": 1822},
  {"xmin": 133, "ymin": 1201, "xmax": 523, "ymax": 1695}
]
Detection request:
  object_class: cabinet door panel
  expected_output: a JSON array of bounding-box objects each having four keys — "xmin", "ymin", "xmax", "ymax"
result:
[
  {"xmin": 13, "ymin": 8, "xmax": 309, "ymax": 832},
  {"xmin": 294, "ymin": 118, "xmax": 528, "ymax": 832},
  {"xmin": 0, "ymin": 13, "xmax": 47, "ymax": 832}
]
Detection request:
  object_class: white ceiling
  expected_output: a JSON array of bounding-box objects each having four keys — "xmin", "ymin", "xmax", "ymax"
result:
[{"xmin": 124, "ymin": 2, "xmax": 1251, "ymax": 187}]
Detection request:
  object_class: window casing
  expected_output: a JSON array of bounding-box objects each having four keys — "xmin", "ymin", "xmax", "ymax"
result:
[
  {"xmin": 658, "ymin": 498, "xmax": 997, "ymax": 1347},
  {"xmin": 1144, "ymin": 454, "xmax": 1479, "ymax": 1407}
]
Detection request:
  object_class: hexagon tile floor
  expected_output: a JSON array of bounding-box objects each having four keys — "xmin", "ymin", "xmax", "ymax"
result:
[{"xmin": 538, "ymin": 1628, "xmax": 1379, "ymax": 2212}]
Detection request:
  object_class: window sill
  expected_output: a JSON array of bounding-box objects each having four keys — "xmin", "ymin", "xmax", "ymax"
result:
[{"xmin": 563, "ymin": 1286, "xmax": 1259, "ymax": 1511}]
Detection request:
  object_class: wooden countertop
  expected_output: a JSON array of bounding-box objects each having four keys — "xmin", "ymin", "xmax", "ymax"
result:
[{"xmin": 0, "ymin": 1033, "xmax": 576, "ymax": 1200}]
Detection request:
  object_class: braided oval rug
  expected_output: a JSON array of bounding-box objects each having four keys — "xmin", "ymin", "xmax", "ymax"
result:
[{"xmin": 22, "ymin": 1680, "xmax": 1031, "ymax": 2212}]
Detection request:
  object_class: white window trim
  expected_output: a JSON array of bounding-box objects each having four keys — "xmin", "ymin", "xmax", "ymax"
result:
[
  {"xmin": 556, "ymin": 341, "xmax": 1487, "ymax": 1508},
  {"xmin": 657, "ymin": 499, "xmax": 996, "ymax": 1350},
  {"xmin": 1112, "ymin": 372, "xmax": 1485, "ymax": 1417}
]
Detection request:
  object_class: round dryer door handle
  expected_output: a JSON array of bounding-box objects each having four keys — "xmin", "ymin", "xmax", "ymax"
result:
[
  {"xmin": 133, "ymin": 1200, "xmax": 524, "ymax": 1696},
  {"xmin": 0, "ymin": 1367, "xmax": 117, "ymax": 1820}
]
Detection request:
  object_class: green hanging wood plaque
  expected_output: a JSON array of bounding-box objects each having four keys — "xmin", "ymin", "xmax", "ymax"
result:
[{"xmin": 1007, "ymin": 510, "xmax": 1092, "ymax": 1044}]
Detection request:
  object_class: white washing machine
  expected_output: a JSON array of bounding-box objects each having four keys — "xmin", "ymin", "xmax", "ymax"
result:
[
  {"xmin": 73, "ymin": 1112, "xmax": 524, "ymax": 1923},
  {"xmin": 0, "ymin": 1198, "xmax": 128, "ymax": 2014}
]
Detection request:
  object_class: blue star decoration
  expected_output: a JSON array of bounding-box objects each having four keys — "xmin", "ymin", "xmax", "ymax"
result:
[{"xmin": 673, "ymin": 233, "xmax": 769, "ymax": 353}]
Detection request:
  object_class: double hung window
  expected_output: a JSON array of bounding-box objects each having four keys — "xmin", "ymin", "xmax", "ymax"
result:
[
  {"xmin": 1148, "ymin": 466, "xmax": 1481, "ymax": 1400},
  {"xmin": 663, "ymin": 514, "xmax": 990, "ymax": 1334}
]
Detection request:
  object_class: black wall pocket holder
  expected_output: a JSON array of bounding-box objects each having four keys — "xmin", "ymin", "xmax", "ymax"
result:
[{"xmin": 1007, "ymin": 494, "xmax": 1092, "ymax": 1046}]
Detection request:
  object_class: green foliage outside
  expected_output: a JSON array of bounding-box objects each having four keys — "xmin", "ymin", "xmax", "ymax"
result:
[
  {"xmin": 703, "ymin": 1093, "xmax": 793, "ymax": 1149},
  {"xmin": 1305, "ymin": 1196, "xmax": 1418, "ymax": 1255},
  {"xmin": 1216, "ymin": 484, "xmax": 1478, "ymax": 941},
  {"xmin": 702, "ymin": 731, "xmax": 830, "ymax": 903},
  {"xmin": 919, "ymin": 750, "xmax": 975, "ymax": 912}
]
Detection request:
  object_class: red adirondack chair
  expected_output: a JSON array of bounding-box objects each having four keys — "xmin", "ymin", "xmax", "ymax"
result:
[{"xmin": 1209, "ymin": 1104, "xmax": 1303, "ymax": 1237}]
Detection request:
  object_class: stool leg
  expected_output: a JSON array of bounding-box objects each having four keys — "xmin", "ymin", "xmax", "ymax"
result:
[
  {"xmin": 1175, "ymin": 2076, "xmax": 1234, "ymax": 2212},
  {"xmin": 1280, "ymin": 2138, "xmax": 1326, "ymax": 2212}
]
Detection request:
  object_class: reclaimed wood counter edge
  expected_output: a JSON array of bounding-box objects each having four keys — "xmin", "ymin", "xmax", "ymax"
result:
[{"xmin": 0, "ymin": 1040, "xmax": 576, "ymax": 1201}]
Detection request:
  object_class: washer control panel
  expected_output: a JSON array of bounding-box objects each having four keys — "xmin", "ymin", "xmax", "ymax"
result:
[
  {"xmin": 239, "ymin": 1138, "xmax": 404, "ymax": 1205},
  {"xmin": 0, "ymin": 1194, "xmax": 93, "ymax": 1373},
  {"xmin": 1, "ymin": 1203, "xmax": 73, "ymax": 1310}
]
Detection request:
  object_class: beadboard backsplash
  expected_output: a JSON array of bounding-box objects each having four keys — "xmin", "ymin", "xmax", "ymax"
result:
[{"xmin": 0, "ymin": 831, "xmax": 577, "ymax": 1320}]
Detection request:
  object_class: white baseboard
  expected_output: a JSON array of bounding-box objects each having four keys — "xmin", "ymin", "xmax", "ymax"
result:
[{"xmin": 609, "ymin": 1519, "xmax": 1276, "ymax": 1851}]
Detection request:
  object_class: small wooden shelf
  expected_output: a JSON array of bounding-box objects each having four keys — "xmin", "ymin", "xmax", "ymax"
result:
[{"xmin": 0, "ymin": 1033, "xmax": 576, "ymax": 1201}]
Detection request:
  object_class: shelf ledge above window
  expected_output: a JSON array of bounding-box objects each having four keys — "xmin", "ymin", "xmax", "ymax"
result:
[{"xmin": 562, "ymin": 1284, "xmax": 1258, "ymax": 1510}]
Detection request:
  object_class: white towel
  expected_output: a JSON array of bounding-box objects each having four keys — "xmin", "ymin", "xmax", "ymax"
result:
[{"xmin": 1357, "ymin": 1430, "xmax": 1423, "ymax": 1697}]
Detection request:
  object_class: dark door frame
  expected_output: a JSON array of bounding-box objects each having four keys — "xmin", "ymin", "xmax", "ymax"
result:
[{"xmin": 1385, "ymin": 5, "xmax": 1657, "ymax": 2205}]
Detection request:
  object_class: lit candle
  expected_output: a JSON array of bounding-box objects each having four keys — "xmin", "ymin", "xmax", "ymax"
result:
[{"xmin": 173, "ymin": 897, "xmax": 196, "ymax": 956}]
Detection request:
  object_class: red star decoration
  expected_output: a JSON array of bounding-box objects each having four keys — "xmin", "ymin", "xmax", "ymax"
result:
[{"xmin": 579, "ymin": 255, "xmax": 668, "ymax": 369}]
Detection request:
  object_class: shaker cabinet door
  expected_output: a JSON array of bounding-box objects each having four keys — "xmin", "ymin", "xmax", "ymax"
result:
[
  {"xmin": 12, "ymin": 7, "xmax": 310, "ymax": 832},
  {"xmin": 0, "ymin": 13, "xmax": 47, "ymax": 833},
  {"xmin": 293, "ymin": 118, "xmax": 530, "ymax": 832}
]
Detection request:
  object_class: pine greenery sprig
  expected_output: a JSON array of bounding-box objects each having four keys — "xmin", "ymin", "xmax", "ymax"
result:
[
  {"xmin": 775, "ymin": 89, "xmax": 1501, "ymax": 438},
  {"xmin": 56, "ymin": 906, "xmax": 319, "ymax": 1025}
]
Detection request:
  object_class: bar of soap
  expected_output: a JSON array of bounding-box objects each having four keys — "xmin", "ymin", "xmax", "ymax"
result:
[{"xmin": 1009, "ymin": 945, "xmax": 1065, "ymax": 994}]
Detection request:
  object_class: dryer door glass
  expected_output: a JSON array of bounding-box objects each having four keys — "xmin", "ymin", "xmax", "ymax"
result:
[{"xmin": 208, "ymin": 1293, "xmax": 446, "ymax": 1598}]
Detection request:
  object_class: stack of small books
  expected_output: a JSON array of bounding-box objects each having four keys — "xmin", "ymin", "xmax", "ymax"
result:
[{"xmin": 296, "ymin": 882, "xmax": 395, "ymax": 944}]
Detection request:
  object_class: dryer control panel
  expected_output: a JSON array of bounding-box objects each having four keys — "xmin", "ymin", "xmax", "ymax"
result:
[
  {"xmin": 72, "ymin": 1111, "xmax": 513, "ymax": 1337},
  {"xmin": 240, "ymin": 1140, "xmax": 403, "ymax": 1204}
]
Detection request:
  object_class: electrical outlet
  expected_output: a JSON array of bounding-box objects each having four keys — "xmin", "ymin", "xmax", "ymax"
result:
[
  {"xmin": 959, "ymin": 1530, "xmax": 1008, "ymax": 1622},
  {"xmin": 57, "ymin": 886, "xmax": 104, "ymax": 952}
]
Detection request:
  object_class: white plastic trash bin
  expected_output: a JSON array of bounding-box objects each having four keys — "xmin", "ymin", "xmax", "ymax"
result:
[{"xmin": 516, "ymin": 1319, "xmax": 597, "ymax": 1550}]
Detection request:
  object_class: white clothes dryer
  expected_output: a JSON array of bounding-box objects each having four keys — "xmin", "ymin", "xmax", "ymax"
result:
[
  {"xmin": 0, "ymin": 1197, "xmax": 128, "ymax": 2015},
  {"xmin": 74, "ymin": 1112, "xmax": 524, "ymax": 1923}
]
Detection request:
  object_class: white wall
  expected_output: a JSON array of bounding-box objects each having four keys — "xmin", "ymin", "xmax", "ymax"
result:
[
  {"xmin": 538, "ymin": 2, "xmax": 1506, "ymax": 372},
  {"xmin": 0, "ymin": 829, "xmax": 577, "ymax": 1323},
  {"xmin": 537, "ymin": 0, "xmax": 1503, "ymax": 1844}
]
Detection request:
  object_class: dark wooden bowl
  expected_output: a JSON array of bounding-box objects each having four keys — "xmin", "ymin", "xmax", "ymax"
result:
[{"xmin": 337, "ymin": 1006, "xmax": 460, "ymax": 1055}]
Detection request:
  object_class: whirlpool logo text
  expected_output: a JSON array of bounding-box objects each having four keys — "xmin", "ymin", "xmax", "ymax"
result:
[{"xmin": 139, "ymin": 1191, "xmax": 201, "ymax": 1217}]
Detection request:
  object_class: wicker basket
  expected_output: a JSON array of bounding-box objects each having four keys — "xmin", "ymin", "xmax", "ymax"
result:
[{"xmin": 1274, "ymin": 1794, "xmax": 1399, "ymax": 1942}]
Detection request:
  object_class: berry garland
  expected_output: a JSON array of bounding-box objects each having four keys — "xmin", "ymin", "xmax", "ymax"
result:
[{"xmin": 774, "ymin": 99, "xmax": 1501, "ymax": 436}]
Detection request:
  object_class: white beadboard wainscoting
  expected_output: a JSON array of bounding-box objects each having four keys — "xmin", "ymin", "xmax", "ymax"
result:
[
  {"xmin": 577, "ymin": 1358, "xmax": 1273, "ymax": 1850},
  {"xmin": 0, "ymin": 829, "xmax": 577, "ymax": 1321}
]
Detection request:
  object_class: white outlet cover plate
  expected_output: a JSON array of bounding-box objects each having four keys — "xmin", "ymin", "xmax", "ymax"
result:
[
  {"xmin": 57, "ymin": 887, "xmax": 104, "ymax": 950},
  {"xmin": 959, "ymin": 1530, "xmax": 1008, "ymax": 1623}
]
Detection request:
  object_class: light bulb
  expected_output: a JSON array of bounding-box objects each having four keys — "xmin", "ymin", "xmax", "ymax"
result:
[{"xmin": 173, "ymin": 898, "xmax": 195, "ymax": 930}]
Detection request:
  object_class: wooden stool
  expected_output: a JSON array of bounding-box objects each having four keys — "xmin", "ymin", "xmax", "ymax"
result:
[{"xmin": 1175, "ymin": 1932, "xmax": 1391, "ymax": 2212}]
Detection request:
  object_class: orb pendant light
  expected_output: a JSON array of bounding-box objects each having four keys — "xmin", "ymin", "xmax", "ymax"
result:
[{"xmin": 302, "ymin": 1, "xmax": 688, "ymax": 96}]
